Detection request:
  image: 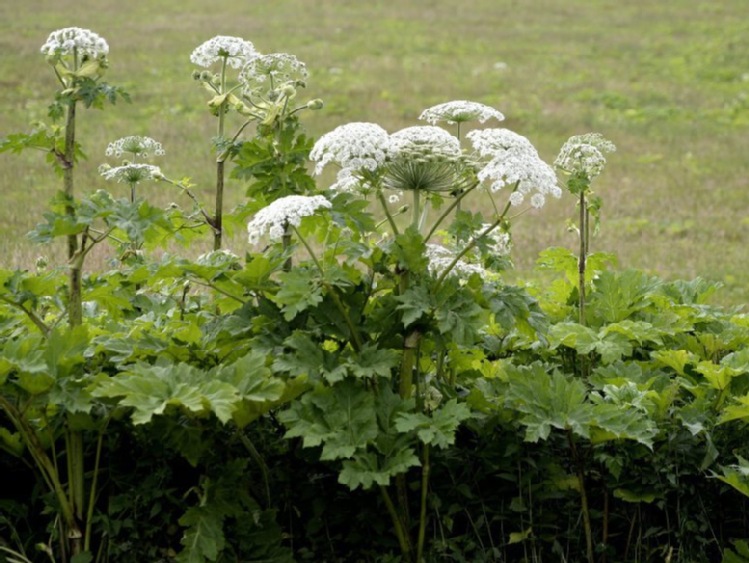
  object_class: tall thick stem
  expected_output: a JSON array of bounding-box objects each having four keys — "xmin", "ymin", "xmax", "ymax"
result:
[
  {"xmin": 213, "ymin": 160, "xmax": 225, "ymax": 250},
  {"xmin": 64, "ymin": 100, "xmax": 82, "ymax": 328},
  {"xmin": 578, "ymin": 190, "xmax": 587, "ymax": 328}
]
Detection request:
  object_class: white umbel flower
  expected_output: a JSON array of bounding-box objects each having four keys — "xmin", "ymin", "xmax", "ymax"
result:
[
  {"xmin": 389, "ymin": 126, "xmax": 462, "ymax": 163},
  {"xmin": 190, "ymin": 36, "xmax": 258, "ymax": 69},
  {"xmin": 105, "ymin": 136, "xmax": 165, "ymax": 159},
  {"xmin": 555, "ymin": 133, "xmax": 616, "ymax": 179},
  {"xmin": 468, "ymin": 128, "xmax": 561, "ymax": 207},
  {"xmin": 99, "ymin": 163, "xmax": 163, "ymax": 184},
  {"xmin": 247, "ymin": 195, "xmax": 332, "ymax": 244},
  {"xmin": 419, "ymin": 100, "xmax": 505, "ymax": 125},
  {"xmin": 310, "ymin": 122, "xmax": 390, "ymax": 191},
  {"xmin": 240, "ymin": 53, "xmax": 308, "ymax": 93},
  {"xmin": 40, "ymin": 27, "xmax": 109, "ymax": 59}
]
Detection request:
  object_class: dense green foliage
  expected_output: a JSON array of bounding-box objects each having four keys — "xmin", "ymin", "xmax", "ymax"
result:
[{"xmin": 3, "ymin": 27, "xmax": 749, "ymax": 563}]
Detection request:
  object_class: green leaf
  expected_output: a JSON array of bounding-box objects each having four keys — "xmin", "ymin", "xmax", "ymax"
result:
[
  {"xmin": 651, "ymin": 349, "xmax": 696, "ymax": 375},
  {"xmin": 696, "ymin": 361, "xmax": 741, "ymax": 391},
  {"xmin": 613, "ymin": 488, "xmax": 659, "ymax": 504},
  {"xmin": 271, "ymin": 268, "xmax": 323, "ymax": 321},
  {"xmin": 506, "ymin": 364, "xmax": 592, "ymax": 442},
  {"xmin": 279, "ymin": 379, "xmax": 378, "ymax": 460},
  {"xmin": 338, "ymin": 447, "xmax": 420, "ymax": 490},
  {"xmin": 548, "ymin": 322, "xmax": 598, "ymax": 354},
  {"xmin": 395, "ymin": 284, "xmax": 432, "ymax": 328},
  {"xmin": 92, "ymin": 363, "xmax": 239, "ymax": 425},
  {"xmin": 392, "ymin": 226, "xmax": 428, "ymax": 272},
  {"xmin": 350, "ymin": 345, "xmax": 400, "ymax": 379},
  {"xmin": 508, "ymin": 527, "xmax": 533, "ymax": 544},
  {"xmin": 395, "ymin": 399, "xmax": 471, "ymax": 448},
  {"xmin": 723, "ymin": 540, "xmax": 749, "ymax": 562},
  {"xmin": 716, "ymin": 456, "xmax": 749, "ymax": 498},
  {"xmin": 177, "ymin": 506, "xmax": 226, "ymax": 562},
  {"xmin": 719, "ymin": 394, "xmax": 749, "ymax": 425}
]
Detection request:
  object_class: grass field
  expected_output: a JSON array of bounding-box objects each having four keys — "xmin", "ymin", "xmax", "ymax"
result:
[{"xmin": 2, "ymin": 0, "xmax": 749, "ymax": 303}]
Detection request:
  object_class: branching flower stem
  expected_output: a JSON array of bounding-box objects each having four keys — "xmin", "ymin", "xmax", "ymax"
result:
[
  {"xmin": 377, "ymin": 191, "xmax": 400, "ymax": 236},
  {"xmin": 425, "ymin": 182, "xmax": 479, "ymax": 241},
  {"xmin": 434, "ymin": 181, "xmax": 518, "ymax": 290}
]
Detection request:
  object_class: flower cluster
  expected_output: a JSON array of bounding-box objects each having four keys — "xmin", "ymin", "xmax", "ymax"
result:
[
  {"xmin": 99, "ymin": 163, "xmax": 163, "ymax": 184},
  {"xmin": 425, "ymin": 244, "xmax": 485, "ymax": 278},
  {"xmin": 555, "ymin": 133, "xmax": 616, "ymax": 179},
  {"xmin": 190, "ymin": 35, "xmax": 258, "ymax": 69},
  {"xmin": 467, "ymin": 128, "xmax": 560, "ymax": 207},
  {"xmin": 40, "ymin": 27, "xmax": 109, "ymax": 60},
  {"xmin": 419, "ymin": 100, "xmax": 505, "ymax": 126},
  {"xmin": 310, "ymin": 122, "xmax": 390, "ymax": 192},
  {"xmin": 388, "ymin": 126, "xmax": 462, "ymax": 164},
  {"xmin": 240, "ymin": 53, "xmax": 308, "ymax": 96},
  {"xmin": 247, "ymin": 195, "xmax": 332, "ymax": 244},
  {"xmin": 384, "ymin": 126, "xmax": 471, "ymax": 193},
  {"xmin": 105, "ymin": 136, "xmax": 165, "ymax": 160}
]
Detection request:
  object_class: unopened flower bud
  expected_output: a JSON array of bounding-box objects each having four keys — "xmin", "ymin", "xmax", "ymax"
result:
[
  {"xmin": 281, "ymin": 84, "xmax": 296, "ymax": 98},
  {"xmin": 35, "ymin": 256, "xmax": 48, "ymax": 269},
  {"xmin": 191, "ymin": 70, "xmax": 201, "ymax": 80},
  {"xmin": 306, "ymin": 98, "xmax": 324, "ymax": 110}
]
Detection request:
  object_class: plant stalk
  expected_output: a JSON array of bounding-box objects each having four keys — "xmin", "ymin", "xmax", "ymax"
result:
[
  {"xmin": 567, "ymin": 429, "xmax": 593, "ymax": 563},
  {"xmin": 416, "ymin": 444, "xmax": 430, "ymax": 562}
]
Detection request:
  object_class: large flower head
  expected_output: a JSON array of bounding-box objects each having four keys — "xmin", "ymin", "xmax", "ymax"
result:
[
  {"xmin": 247, "ymin": 195, "xmax": 332, "ymax": 244},
  {"xmin": 40, "ymin": 27, "xmax": 109, "ymax": 60},
  {"xmin": 419, "ymin": 100, "xmax": 505, "ymax": 126},
  {"xmin": 384, "ymin": 126, "xmax": 472, "ymax": 193},
  {"xmin": 99, "ymin": 163, "xmax": 163, "ymax": 185},
  {"xmin": 555, "ymin": 133, "xmax": 616, "ymax": 179},
  {"xmin": 240, "ymin": 53, "xmax": 308, "ymax": 97},
  {"xmin": 105, "ymin": 136, "xmax": 165, "ymax": 160},
  {"xmin": 190, "ymin": 35, "xmax": 258, "ymax": 69},
  {"xmin": 467, "ymin": 128, "xmax": 561, "ymax": 208},
  {"xmin": 310, "ymin": 122, "xmax": 391, "ymax": 192}
]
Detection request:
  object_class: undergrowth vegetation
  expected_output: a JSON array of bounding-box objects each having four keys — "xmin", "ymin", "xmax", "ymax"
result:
[{"xmin": 2, "ymin": 27, "xmax": 749, "ymax": 563}]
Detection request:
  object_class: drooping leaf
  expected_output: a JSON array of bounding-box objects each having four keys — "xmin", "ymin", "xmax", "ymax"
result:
[{"xmin": 338, "ymin": 447, "xmax": 420, "ymax": 490}]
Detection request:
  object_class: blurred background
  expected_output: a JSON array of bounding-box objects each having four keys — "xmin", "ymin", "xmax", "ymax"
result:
[{"xmin": 1, "ymin": 0, "xmax": 748, "ymax": 303}]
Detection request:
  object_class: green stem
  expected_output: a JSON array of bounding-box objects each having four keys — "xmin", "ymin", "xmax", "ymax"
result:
[
  {"xmin": 239, "ymin": 432, "xmax": 271, "ymax": 508},
  {"xmin": 433, "ymin": 184, "xmax": 516, "ymax": 291},
  {"xmin": 84, "ymin": 423, "xmax": 107, "ymax": 553},
  {"xmin": 380, "ymin": 486, "xmax": 413, "ymax": 559},
  {"xmin": 63, "ymin": 99, "xmax": 82, "ymax": 328},
  {"xmin": 568, "ymin": 430, "xmax": 594, "ymax": 563},
  {"xmin": 213, "ymin": 58, "xmax": 228, "ymax": 251},
  {"xmin": 412, "ymin": 190, "xmax": 421, "ymax": 232},
  {"xmin": 0, "ymin": 397, "xmax": 80, "ymax": 541},
  {"xmin": 425, "ymin": 182, "xmax": 478, "ymax": 241},
  {"xmin": 578, "ymin": 190, "xmax": 587, "ymax": 328},
  {"xmin": 377, "ymin": 191, "xmax": 401, "ymax": 237},
  {"xmin": 416, "ymin": 444, "xmax": 430, "ymax": 563},
  {"xmin": 0, "ymin": 296, "xmax": 50, "ymax": 336}
]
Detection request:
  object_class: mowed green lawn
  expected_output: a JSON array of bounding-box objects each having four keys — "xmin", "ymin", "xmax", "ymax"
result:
[{"xmin": 2, "ymin": 0, "xmax": 748, "ymax": 303}]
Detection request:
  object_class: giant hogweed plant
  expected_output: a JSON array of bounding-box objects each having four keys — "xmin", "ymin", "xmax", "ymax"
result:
[{"xmin": 3, "ymin": 27, "xmax": 749, "ymax": 563}]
